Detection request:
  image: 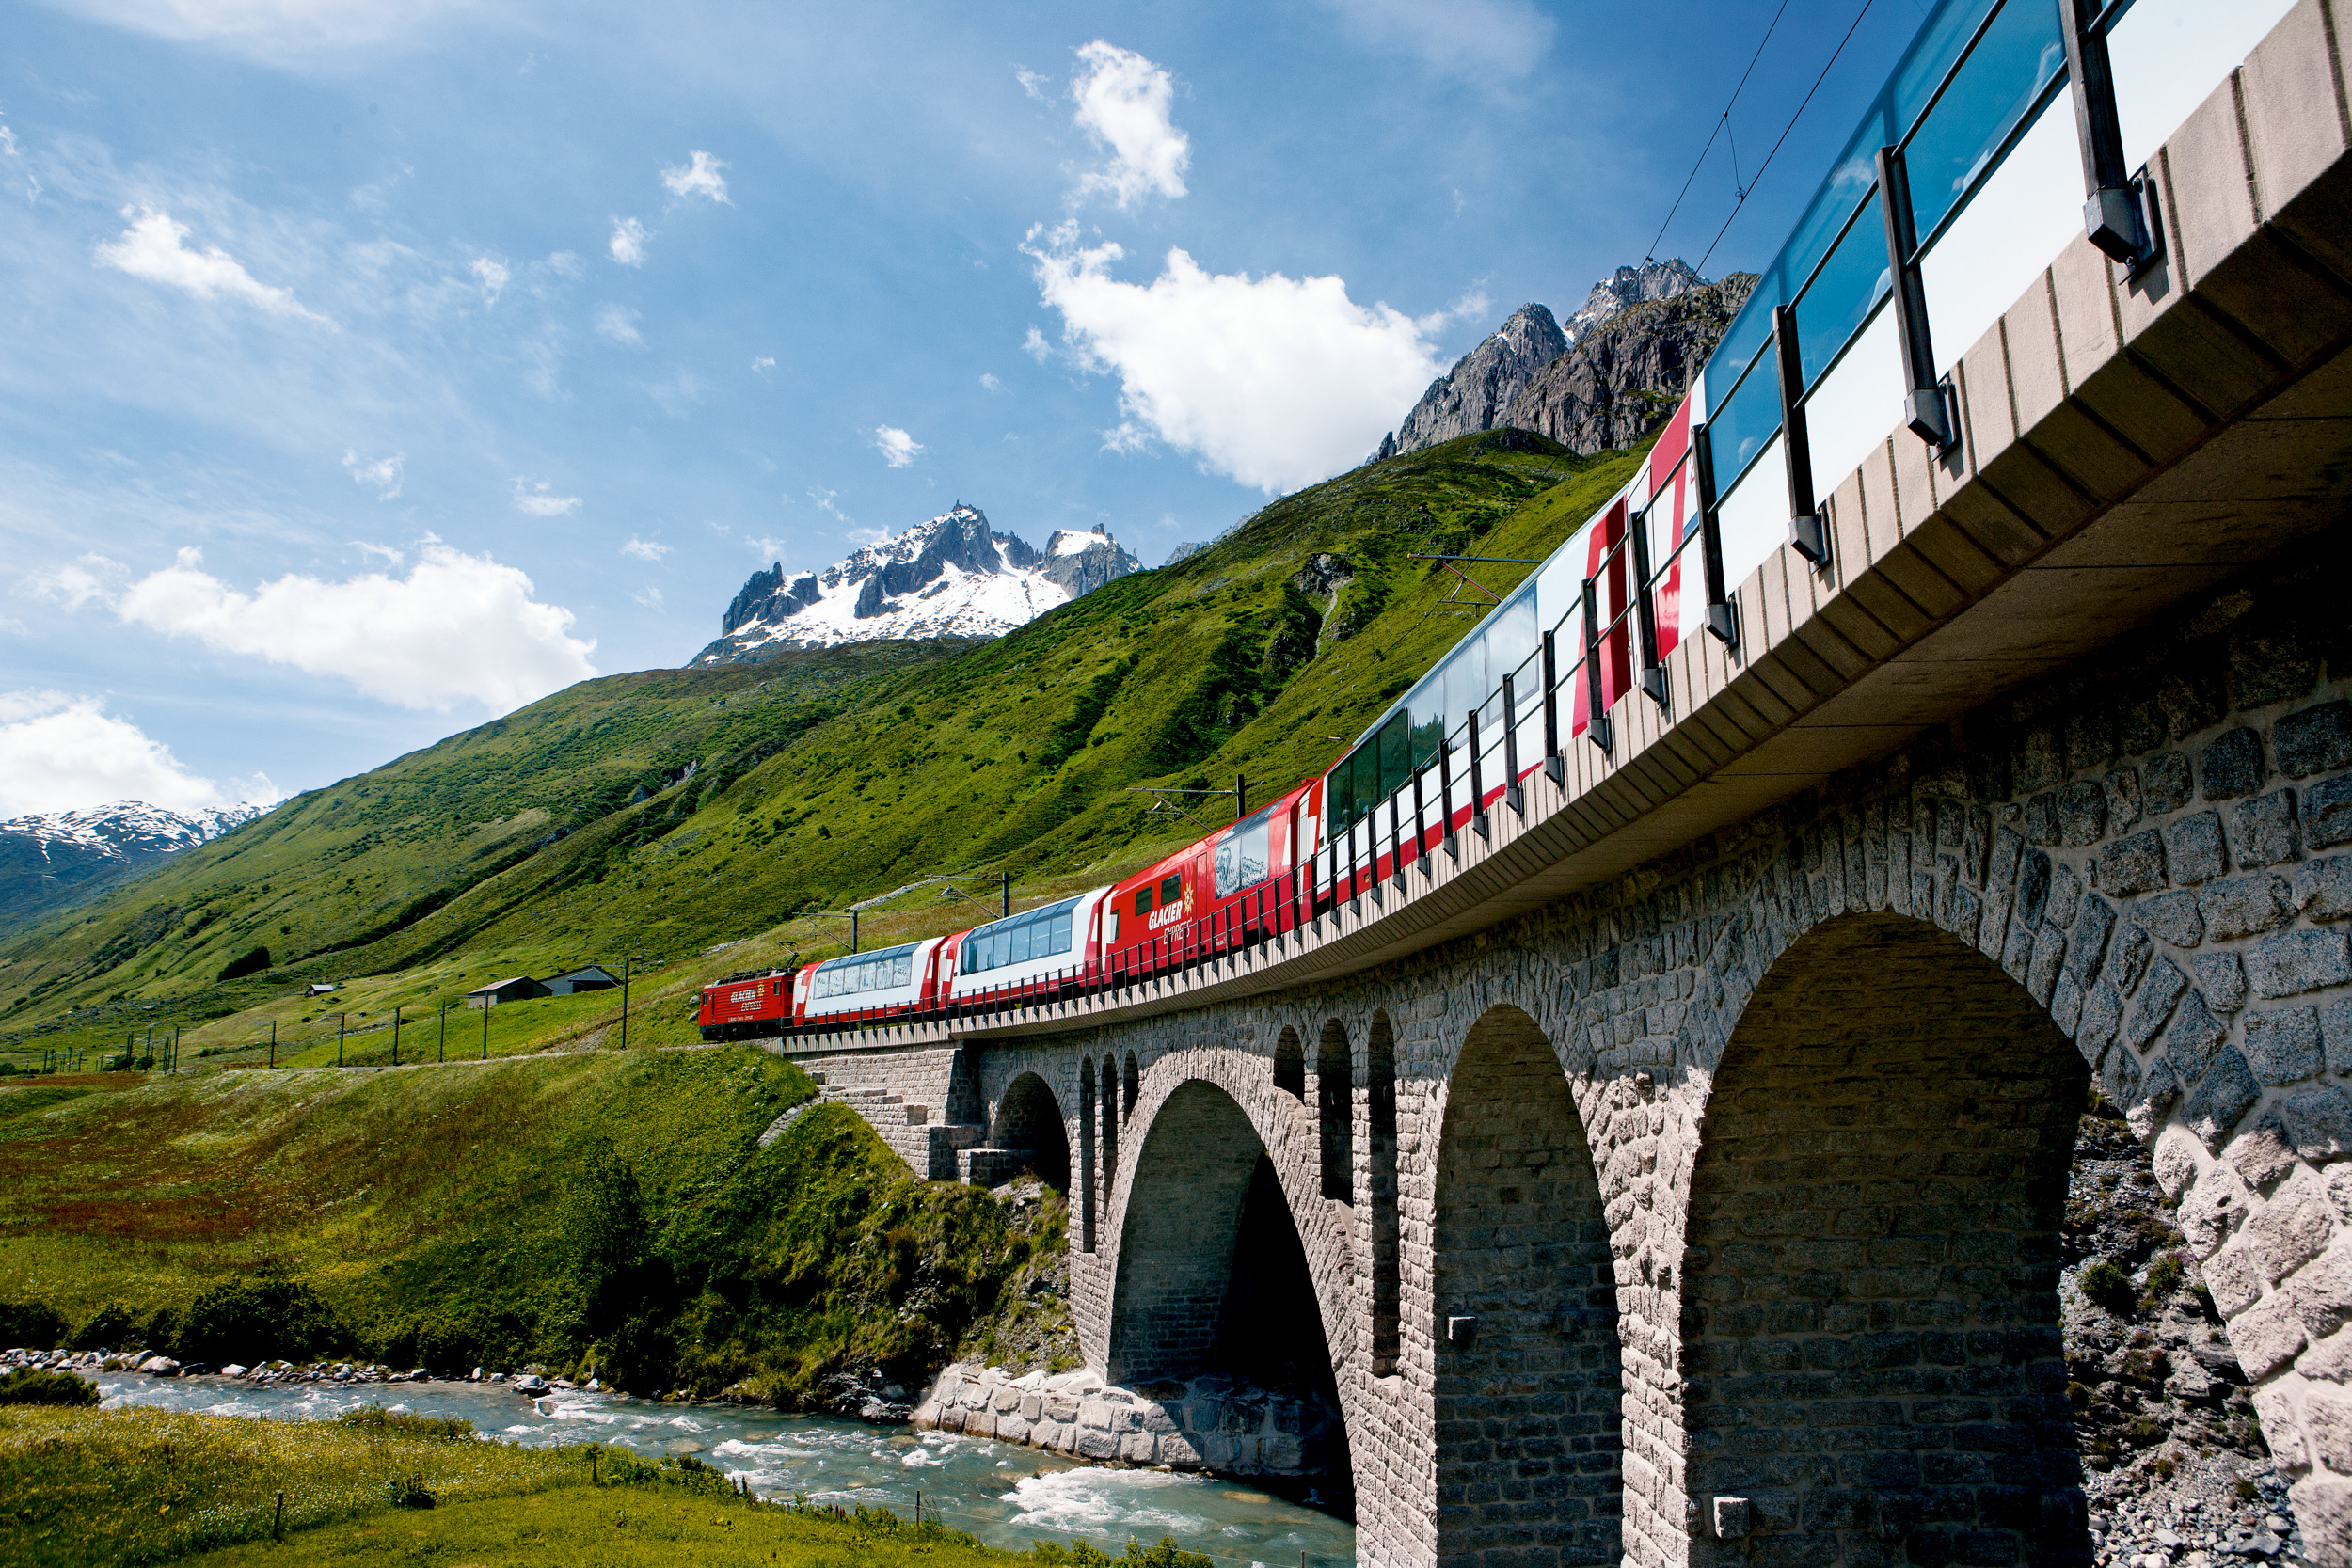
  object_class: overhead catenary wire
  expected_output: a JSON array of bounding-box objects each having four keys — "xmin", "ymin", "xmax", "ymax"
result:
[
  {"xmin": 1642, "ymin": 0, "xmax": 1797, "ymax": 264},
  {"xmin": 1693, "ymin": 0, "xmax": 1880, "ymax": 277}
]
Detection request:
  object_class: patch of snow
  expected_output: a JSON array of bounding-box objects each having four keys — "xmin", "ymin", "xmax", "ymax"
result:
[{"xmin": 0, "ymin": 800, "xmax": 266, "ymax": 864}]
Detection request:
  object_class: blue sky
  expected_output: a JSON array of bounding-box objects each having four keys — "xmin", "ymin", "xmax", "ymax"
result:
[{"xmin": 0, "ymin": 0, "xmax": 1944, "ymax": 816}]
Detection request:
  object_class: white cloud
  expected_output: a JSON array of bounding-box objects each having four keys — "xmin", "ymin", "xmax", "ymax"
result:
[
  {"xmin": 350, "ymin": 540, "xmax": 404, "ymax": 566},
  {"xmin": 745, "ymin": 534, "xmax": 787, "ymax": 560},
  {"xmin": 660, "ymin": 150, "xmax": 731, "ymax": 204},
  {"xmin": 548, "ymin": 249, "xmax": 583, "ymax": 277},
  {"xmin": 979, "ymin": 372, "xmax": 1001, "ymax": 392},
  {"xmin": 647, "ymin": 370, "xmax": 704, "ymax": 418},
  {"xmin": 872, "ymin": 425, "xmax": 923, "ymax": 467},
  {"xmin": 1022, "ymin": 326, "xmax": 1052, "ymax": 363},
  {"xmin": 114, "ymin": 544, "xmax": 595, "ymax": 712},
  {"xmin": 94, "ymin": 207, "xmax": 328, "ymax": 323},
  {"xmin": 751, "ymin": 355, "xmax": 775, "ymax": 373},
  {"xmin": 1015, "ymin": 67, "xmax": 1051, "ymax": 102},
  {"xmin": 594, "ymin": 302, "xmax": 643, "ymax": 345},
  {"xmin": 18, "ymin": 554, "xmax": 127, "ymax": 611},
  {"xmin": 470, "ymin": 255, "xmax": 509, "ymax": 304},
  {"xmin": 807, "ymin": 487, "xmax": 852, "ymax": 525},
  {"xmin": 40, "ymin": 0, "xmax": 467, "ymax": 55},
  {"xmin": 1027, "ymin": 231, "xmax": 1444, "ymax": 494},
  {"xmin": 0, "ymin": 126, "xmax": 16, "ymax": 158},
  {"xmin": 0, "ymin": 689, "xmax": 278, "ymax": 816},
  {"xmin": 1316, "ymin": 0, "xmax": 1555, "ymax": 78},
  {"xmin": 609, "ymin": 215, "xmax": 649, "ymax": 266},
  {"xmin": 631, "ymin": 586, "xmax": 664, "ymax": 609},
  {"xmin": 512, "ymin": 479, "xmax": 580, "ymax": 516},
  {"xmin": 342, "ymin": 449, "xmax": 404, "ymax": 499},
  {"xmin": 620, "ymin": 535, "xmax": 669, "ymax": 561},
  {"xmin": 1068, "ymin": 41, "xmax": 1189, "ymax": 208}
]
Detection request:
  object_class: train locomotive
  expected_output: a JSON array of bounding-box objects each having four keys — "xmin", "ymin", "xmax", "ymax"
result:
[{"xmin": 700, "ymin": 390, "xmax": 1717, "ymax": 1042}]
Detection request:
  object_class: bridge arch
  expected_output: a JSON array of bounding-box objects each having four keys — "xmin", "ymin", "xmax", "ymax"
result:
[
  {"xmin": 991, "ymin": 1070, "xmax": 1071, "ymax": 1196},
  {"xmin": 1103, "ymin": 1047, "xmax": 1364, "ymax": 1484},
  {"xmin": 1677, "ymin": 910, "xmax": 2089, "ymax": 1566},
  {"xmin": 1431, "ymin": 1003, "xmax": 1620, "ymax": 1568},
  {"xmin": 1274, "ymin": 1026, "xmax": 1306, "ymax": 1100},
  {"xmin": 1317, "ymin": 1020, "xmax": 1353, "ymax": 1201}
]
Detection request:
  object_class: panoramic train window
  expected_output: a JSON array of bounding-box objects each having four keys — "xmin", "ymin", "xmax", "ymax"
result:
[
  {"xmin": 1133, "ymin": 885, "xmax": 1152, "ymax": 916},
  {"xmin": 1213, "ymin": 806, "xmax": 1274, "ymax": 898},
  {"xmin": 1158, "ymin": 873, "xmax": 1183, "ymax": 908},
  {"xmin": 959, "ymin": 895, "xmax": 1081, "ymax": 974},
  {"xmin": 811, "ymin": 942, "xmax": 917, "ymax": 1000}
]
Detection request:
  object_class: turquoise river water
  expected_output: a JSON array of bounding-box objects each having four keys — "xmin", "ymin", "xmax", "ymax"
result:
[{"xmin": 97, "ymin": 1372, "xmax": 1358, "ymax": 1567}]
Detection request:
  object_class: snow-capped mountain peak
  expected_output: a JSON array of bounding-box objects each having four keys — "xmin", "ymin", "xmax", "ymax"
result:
[
  {"xmin": 693, "ymin": 503, "xmax": 1141, "ymax": 665},
  {"xmin": 0, "ymin": 800, "xmax": 262, "ymax": 862}
]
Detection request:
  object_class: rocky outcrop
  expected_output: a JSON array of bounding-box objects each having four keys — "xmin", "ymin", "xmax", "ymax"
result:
[
  {"xmin": 1562, "ymin": 257, "xmax": 1703, "ymax": 341},
  {"xmin": 1375, "ymin": 260, "xmax": 1716, "ymax": 461},
  {"xmin": 1388, "ymin": 303, "xmax": 1566, "ymax": 456},
  {"xmin": 1499, "ymin": 272, "xmax": 1757, "ymax": 455},
  {"xmin": 914, "ymin": 1362, "xmax": 1345, "ymax": 1480},
  {"xmin": 692, "ymin": 505, "xmax": 1140, "ymax": 665},
  {"xmin": 2062, "ymin": 1111, "xmax": 2312, "ymax": 1562}
]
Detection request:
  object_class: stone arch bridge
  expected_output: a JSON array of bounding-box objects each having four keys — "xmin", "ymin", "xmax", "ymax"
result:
[{"xmin": 780, "ymin": 13, "xmax": 2352, "ymax": 1564}]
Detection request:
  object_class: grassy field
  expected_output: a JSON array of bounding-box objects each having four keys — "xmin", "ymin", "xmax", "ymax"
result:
[
  {"xmin": 3, "ymin": 1403, "xmax": 1155, "ymax": 1568},
  {"xmin": 0, "ymin": 1053, "xmax": 1072, "ymax": 1400},
  {"xmin": 0, "ymin": 431, "xmax": 1645, "ymax": 1071}
]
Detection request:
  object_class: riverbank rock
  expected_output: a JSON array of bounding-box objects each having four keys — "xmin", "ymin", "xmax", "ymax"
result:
[
  {"xmin": 914, "ymin": 1363, "xmax": 1342, "ymax": 1478},
  {"xmin": 135, "ymin": 1355, "xmax": 180, "ymax": 1376},
  {"xmin": 2064, "ymin": 1110, "xmax": 2312, "ymax": 1561}
]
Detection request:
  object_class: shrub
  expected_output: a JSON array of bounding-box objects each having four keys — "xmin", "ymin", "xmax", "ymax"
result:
[
  {"xmin": 384, "ymin": 1473, "xmax": 437, "ymax": 1509},
  {"xmin": 216, "ymin": 946, "xmax": 273, "ymax": 982},
  {"xmin": 0, "ymin": 1301, "xmax": 69, "ymax": 1350},
  {"xmin": 338, "ymin": 1405, "xmax": 473, "ymax": 1441},
  {"xmin": 67, "ymin": 1303, "xmax": 140, "ymax": 1353},
  {"xmin": 2079, "ymin": 1260, "xmax": 2136, "ymax": 1318},
  {"xmin": 175, "ymin": 1276, "xmax": 344, "ymax": 1364},
  {"xmin": 2140, "ymin": 1253, "xmax": 2185, "ymax": 1309},
  {"xmin": 0, "ymin": 1367, "xmax": 100, "ymax": 1406}
]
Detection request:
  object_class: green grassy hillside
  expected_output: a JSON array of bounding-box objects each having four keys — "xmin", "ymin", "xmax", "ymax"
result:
[
  {"xmin": 0, "ymin": 431, "xmax": 1643, "ymax": 1064},
  {"xmin": 0, "ymin": 1051, "xmax": 1071, "ymax": 1398}
]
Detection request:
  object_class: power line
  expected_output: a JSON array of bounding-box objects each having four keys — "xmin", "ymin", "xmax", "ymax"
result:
[
  {"xmin": 1695, "ymin": 0, "xmax": 1879, "ymax": 277},
  {"xmin": 1643, "ymin": 0, "xmax": 1796, "ymax": 264}
]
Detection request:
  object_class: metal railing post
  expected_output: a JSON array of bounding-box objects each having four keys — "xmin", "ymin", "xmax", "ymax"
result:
[
  {"xmin": 1693, "ymin": 423, "xmax": 1738, "ymax": 648},
  {"xmin": 1628, "ymin": 509, "xmax": 1668, "ymax": 710},
  {"xmin": 1468, "ymin": 706, "xmax": 1489, "ymax": 839},
  {"xmin": 1440, "ymin": 722, "xmax": 1460, "ymax": 858},
  {"xmin": 1541, "ymin": 629, "xmax": 1565, "ymax": 785},
  {"xmin": 1502, "ymin": 673, "xmax": 1524, "ymax": 816},
  {"xmin": 2061, "ymin": 0, "xmax": 2160, "ymax": 270},
  {"xmin": 1874, "ymin": 144, "xmax": 1956, "ymax": 450},
  {"xmin": 1410, "ymin": 752, "xmax": 1428, "ymax": 874},
  {"xmin": 1581, "ymin": 577, "xmax": 1613, "ymax": 755},
  {"xmin": 1772, "ymin": 304, "xmax": 1829, "ymax": 566}
]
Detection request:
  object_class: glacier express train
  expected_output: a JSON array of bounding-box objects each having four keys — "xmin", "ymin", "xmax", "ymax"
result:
[{"xmin": 698, "ymin": 397, "xmax": 1722, "ymax": 1041}]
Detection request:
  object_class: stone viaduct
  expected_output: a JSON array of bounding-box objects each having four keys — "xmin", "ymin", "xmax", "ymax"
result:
[{"xmin": 781, "ymin": 8, "xmax": 2352, "ymax": 1563}]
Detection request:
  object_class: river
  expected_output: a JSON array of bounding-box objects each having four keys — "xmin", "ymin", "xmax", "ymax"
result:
[{"xmin": 97, "ymin": 1372, "xmax": 1358, "ymax": 1568}]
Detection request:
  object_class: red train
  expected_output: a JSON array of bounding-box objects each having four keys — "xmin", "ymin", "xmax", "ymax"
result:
[{"xmin": 699, "ymin": 398, "xmax": 1701, "ymax": 1041}]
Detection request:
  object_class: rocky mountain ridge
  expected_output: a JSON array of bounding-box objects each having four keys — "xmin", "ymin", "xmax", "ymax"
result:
[
  {"xmin": 693, "ymin": 505, "xmax": 1141, "ymax": 667},
  {"xmin": 0, "ymin": 801, "xmax": 263, "ymax": 932},
  {"xmin": 1375, "ymin": 258, "xmax": 1733, "ymax": 462}
]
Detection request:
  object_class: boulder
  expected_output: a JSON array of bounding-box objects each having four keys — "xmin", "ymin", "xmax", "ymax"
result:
[{"xmin": 137, "ymin": 1355, "xmax": 181, "ymax": 1376}]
